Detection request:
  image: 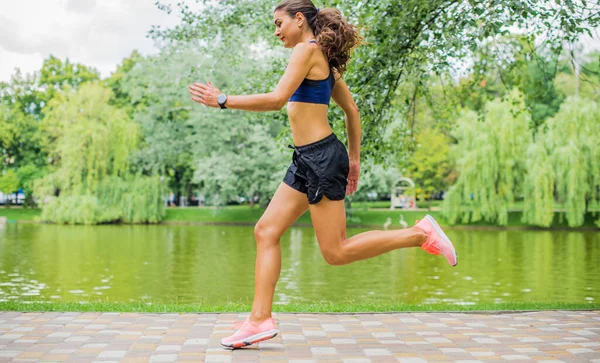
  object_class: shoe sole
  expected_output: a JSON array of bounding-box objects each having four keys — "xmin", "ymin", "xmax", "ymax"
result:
[
  {"xmin": 425, "ymin": 214, "xmax": 458, "ymax": 266},
  {"xmin": 221, "ymin": 329, "xmax": 279, "ymax": 349}
]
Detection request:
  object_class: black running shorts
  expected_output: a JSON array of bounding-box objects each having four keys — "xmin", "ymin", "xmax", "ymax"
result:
[{"xmin": 283, "ymin": 133, "xmax": 349, "ymax": 204}]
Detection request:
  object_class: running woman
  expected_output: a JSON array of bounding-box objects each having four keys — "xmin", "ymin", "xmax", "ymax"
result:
[{"xmin": 188, "ymin": 0, "xmax": 458, "ymax": 349}]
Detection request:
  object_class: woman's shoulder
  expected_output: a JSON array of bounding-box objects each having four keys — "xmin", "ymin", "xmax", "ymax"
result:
[
  {"xmin": 289, "ymin": 41, "xmax": 318, "ymax": 63},
  {"xmin": 293, "ymin": 40, "xmax": 319, "ymax": 52}
]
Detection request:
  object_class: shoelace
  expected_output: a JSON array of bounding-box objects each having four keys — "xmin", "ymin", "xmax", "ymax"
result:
[
  {"xmin": 229, "ymin": 320, "xmax": 247, "ymax": 330},
  {"xmin": 231, "ymin": 318, "xmax": 276, "ymax": 331}
]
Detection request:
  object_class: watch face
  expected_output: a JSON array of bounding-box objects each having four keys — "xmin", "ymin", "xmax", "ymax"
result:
[{"xmin": 217, "ymin": 94, "xmax": 226, "ymax": 104}]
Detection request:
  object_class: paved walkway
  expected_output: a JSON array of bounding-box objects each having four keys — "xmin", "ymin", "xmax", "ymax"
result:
[{"xmin": 0, "ymin": 311, "xmax": 599, "ymax": 362}]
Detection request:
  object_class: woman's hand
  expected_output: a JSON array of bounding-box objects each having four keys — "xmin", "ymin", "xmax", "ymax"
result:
[
  {"xmin": 346, "ymin": 159, "xmax": 360, "ymax": 196},
  {"xmin": 189, "ymin": 81, "xmax": 221, "ymax": 108}
]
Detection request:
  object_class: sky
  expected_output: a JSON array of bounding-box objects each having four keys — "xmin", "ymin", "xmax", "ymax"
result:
[
  {"xmin": 1, "ymin": 1, "xmax": 599, "ymax": 84},
  {"xmin": 0, "ymin": 0, "xmax": 180, "ymax": 82}
]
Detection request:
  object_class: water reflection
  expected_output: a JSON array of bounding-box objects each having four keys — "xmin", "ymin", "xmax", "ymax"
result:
[{"xmin": 0, "ymin": 224, "xmax": 598, "ymax": 305}]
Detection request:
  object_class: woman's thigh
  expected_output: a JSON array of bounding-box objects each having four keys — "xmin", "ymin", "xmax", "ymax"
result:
[
  {"xmin": 308, "ymin": 196, "xmax": 347, "ymax": 255},
  {"xmin": 255, "ymin": 182, "xmax": 310, "ymax": 240}
]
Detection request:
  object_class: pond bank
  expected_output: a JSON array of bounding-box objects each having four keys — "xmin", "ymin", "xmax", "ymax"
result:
[
  {"xmin": 2, "ymin": 207, "xmax": 599, "ymax": 230},
  {"xmin": 0, "ymin": 301, "xmax": 598, "ymax": 313}
]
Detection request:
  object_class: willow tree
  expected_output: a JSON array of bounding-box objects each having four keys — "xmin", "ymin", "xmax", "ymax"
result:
[
  {"xmin": 541, "ymin": 97, "xmax": 600, "ymax": 227},
  {"xmin": 34, "ymin": 83, "xmax": 166, "ymax": 224},
  {"xmin": 521, "ymin": 142, "xmax": 555, "ymax": 227},
  {"xmin": 443, "ymin": 90, "xmax": 531, "ymax": 225},
  {"xmin": 446, "ymin": 94, "xmax": 600, "ymax": 227}
]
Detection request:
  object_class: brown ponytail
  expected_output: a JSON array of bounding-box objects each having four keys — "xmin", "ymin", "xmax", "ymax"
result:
[{"xmin": 274, "ymin": 0, "xmax": 362, "ymax": 75}]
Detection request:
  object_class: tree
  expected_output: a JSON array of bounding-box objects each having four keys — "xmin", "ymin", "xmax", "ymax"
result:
[
  {"xmin": 442, "ymin": 89, "xmax": 531, "ymax": 225},
  {"xmin": 0, "ymin": 169, "xmax": 19, "ymax": 205},
  {"xmin": 103, "ymin": 50, "xmax": 145, "ymax": 117},
  {"xmin": 35, "ymin": 82, "xmax": 165, "ymax": 224},
  {"xmin": 536, "ymin": 96, "xmax": 599, "ymax": 227},
  {"xmin": 445, "ymin": 92, "xmax": 600, "ymax": 227},
  {"xmin": 346, "ymin": 162, "xmax": 402, "ymax": 202},
  {"xmin": 150, "ymin": 0, "xmax": 600, "ymax": 163},
  {"xmin": 0, "ymin": 102, "xmax": 46, "ymax": 206},
  {"xmin": 406, "ymin": 128, "xmax": 452, "ymax": 206},
  {"xmin": 521, "ymin": 141, "xmax": 555, "ymax": 227},
  {"xmin": 555, "ymin": 50, "xmax": 600, "ymax": 100},
  {"xmin": 520, "ymin": 59, "xmax": 567, "ymax": 131},
  {"xmin": 0, "ymin": 56, "xmax": 100, "ymax": 119},
  {"xmin": 454, "ymin": 34, "xmax": 571, "ymax": 134},
  {"xmin": 0, "ymin": 56, "xmax": 102, "ymax": 208},
  {"xmin": 193, "ymin": 124, "xmax": 287, "ymax": 206},
  {"xmin": 37, "ymin": 56, "xmax": 100, "ymax": 117},
  {"xmin": 122, "ymin": 38, "xmax": 289, "ymax": 205}
]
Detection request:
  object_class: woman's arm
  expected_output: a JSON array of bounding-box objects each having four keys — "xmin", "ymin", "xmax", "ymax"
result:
[
  {"xmin": 331, "ymin": 75, "xmax": 361, "ymax": 161},
  {"xmin": 189, "ymin": 43, "xmax": 314, "ymax": 111},
  {"xmin": 331, "ymin": 74, "xmax": 361, "ymax": 195}
]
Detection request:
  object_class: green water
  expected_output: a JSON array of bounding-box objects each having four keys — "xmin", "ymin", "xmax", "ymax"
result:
[{"xmin": 0, "ymin": 224, "xmax": 598, "ymax": 305}]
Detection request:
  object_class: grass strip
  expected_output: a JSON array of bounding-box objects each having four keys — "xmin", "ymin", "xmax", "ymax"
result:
[
  {"xmin": 1, "ymin": 207, "xmax": 598, "ymax": 229},
  {"xmin": 0, "ymin": 208, "xmax": 40, "ymax": 221},
  {"xmin": 0, "ymin": 301, "xmax": 597, "ymax": 313}
]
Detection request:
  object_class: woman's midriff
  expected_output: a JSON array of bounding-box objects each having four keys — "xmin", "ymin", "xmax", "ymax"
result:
[{"xmin": 287, "ymin": 101, "xmax": 333, "ymax": 146}]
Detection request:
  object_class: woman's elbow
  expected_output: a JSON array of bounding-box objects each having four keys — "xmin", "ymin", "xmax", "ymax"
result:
[
  {"xmin": 274, "ymin": 99, "xmax": 287, "ymax": 111},
  {"xmin": 347, "ymin": 104, "xmax": 359, "ymax": 117},
  {"xmin": 270, "ymin": 93, "xmax": 287, "ymax": 111}
]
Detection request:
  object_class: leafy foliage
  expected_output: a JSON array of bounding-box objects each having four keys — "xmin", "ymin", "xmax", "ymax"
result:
[
  {"xmin": 0, "ymin": 169, "xmax": 18, "ymax": 195},
  {"xmin": 445, "ymin": 93, "xmax": 600, "ymax": 227},
  {"xmin": 34, "ymin": 83, "xmax": 165, "ymax": 224},
  {"xmin": 521, "ymin": 142, "xmax": 555, "ymax": 227},
  {"xmin": 103, "ymin": 51, "xmax": 145, "ymax": 117},
  {"xmin": 122, "ymin": 39, "xmax": 289, "ymax": 205},
  {"xmin": 0, "ymin": 103, "xmax": 46, "ymax": 204},
  {"xmin": 443, "ymin": 90, "xmax": 531, "ymax": 225},
  {"xmin": 151, "ymin": 0, "xmax": 600, "ymax": 162},
  {"xmin": 544, "ymin": 96, "xmax": 600, "ymax": 227},
  {"xmin": 2, "ymin": 1, "xmax": 599, "ymax": 226},
  {"xmin": 406, "ymin": 128, "xmax": 452, "ymax": 202}
]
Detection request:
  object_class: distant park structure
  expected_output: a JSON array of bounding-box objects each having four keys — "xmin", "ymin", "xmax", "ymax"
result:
[{"xmin": 390, "ymin": 177, "xmax": 417, "ymax": 210}]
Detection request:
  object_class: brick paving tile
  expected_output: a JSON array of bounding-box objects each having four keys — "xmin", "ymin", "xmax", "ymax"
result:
[{"xmin": 0, "ymin": 310, "xmax": 599, "ymax": 362}]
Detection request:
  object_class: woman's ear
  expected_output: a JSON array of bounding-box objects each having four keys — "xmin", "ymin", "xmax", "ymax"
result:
[{"xmin": 295, "ymin": 11, "xmax": 304, "ymax": 27}]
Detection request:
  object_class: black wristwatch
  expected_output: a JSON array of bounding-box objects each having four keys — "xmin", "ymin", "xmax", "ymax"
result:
[{"xmin": 217, "ymin": 94, "xmax": 228, "ymax": 109}]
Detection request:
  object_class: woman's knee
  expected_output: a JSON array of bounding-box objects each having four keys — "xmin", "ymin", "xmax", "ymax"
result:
[
  {"xmin": 321, "ymin": 247, "xmax": 347, "ymax": 266},
  {"xmin": 254, "ymin": 222, "xmax": 281, "ymax": 246}
]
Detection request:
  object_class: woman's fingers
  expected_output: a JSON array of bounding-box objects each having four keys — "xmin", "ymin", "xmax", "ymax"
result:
[
  {"xmin": 189, "ymin": 85, "xmax": 201, "ymax": 96},
  {"xmin": 346, "ymin": 178, "xmax": 358, "ymax": 195},
  {"xmin": 189, "ymin": 82, "xmax": 219, "ymax": 99},
  {"xmin": 190, "ymin": 84, "xmax": 206, "ymax": 94},
  {"xmin": 189, "ymin": 83, "xmax": 210, "ymax": 104},
  {"xmin": 189, "ymin": 82, "xmax": 220, "ymax": 108},
  {"xmin": 194, "ymin": 82, "xmax": 214, "ymax": 92},
  {"xmin": 189, "ymin": 83, "xmax": 209, "ymax": 95},
  {"xmin": 191, "ymin": 95, "xmax": 205, "ymax": 105}
]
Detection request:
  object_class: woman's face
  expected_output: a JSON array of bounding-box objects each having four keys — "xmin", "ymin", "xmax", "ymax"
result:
[{"xmin": 273, "ymin": 9, "xmax": 303, "ymax": 48}]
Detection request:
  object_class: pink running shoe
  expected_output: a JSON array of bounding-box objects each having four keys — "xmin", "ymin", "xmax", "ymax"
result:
[
  {"xmin": 220, "ymin": 317, "xmax": 279, "ymax": 349},
  {"xmin": 415, "ymin": 214, "xmax": 458, "ymax": 266}
]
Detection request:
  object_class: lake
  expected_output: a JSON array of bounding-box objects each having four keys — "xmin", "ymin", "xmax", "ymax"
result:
[{"xmin": 0, "ymin": 223, "xmax": 598, "ymax": 305}]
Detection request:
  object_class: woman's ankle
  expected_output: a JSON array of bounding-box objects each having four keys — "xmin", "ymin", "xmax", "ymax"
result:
[
  {"xmin": 249, "ymin": 312, "xmax": 271, "ymax": 323},
  {"xmin": 412, "ymin": 226, "xmax": 429, "ymax": 247}
]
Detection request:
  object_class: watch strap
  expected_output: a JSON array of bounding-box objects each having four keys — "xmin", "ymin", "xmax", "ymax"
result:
[{"xmin": 218, "ymin": 94, "xmax": 227, "ymax": 109}]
